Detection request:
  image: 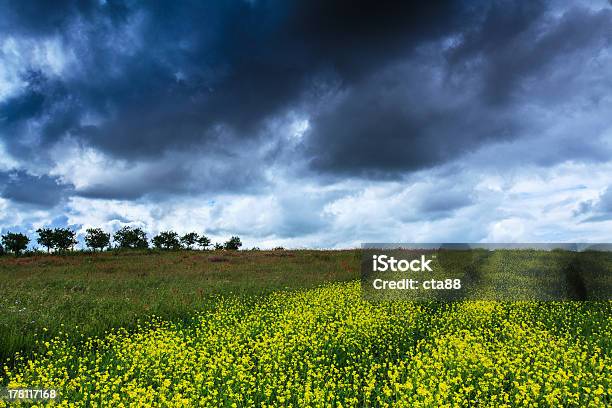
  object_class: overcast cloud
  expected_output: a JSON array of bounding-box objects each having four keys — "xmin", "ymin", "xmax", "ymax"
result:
[{"xmin": 1, "ymin": 0, "xmax": 611, "ymax": 248}]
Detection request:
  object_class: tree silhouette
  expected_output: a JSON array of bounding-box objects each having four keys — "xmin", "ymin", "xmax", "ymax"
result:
[
  {"xmin": 1, "ymin": 232, "xmax": 30, "ymax": 255},
  {"xmin": 197, "ymin": 235, "xmax": 211, "ymax": 250},
  {"xmin": 224, "ymin": 236, "xmax": 242, "ymax": 251},
  {"xmin": 36, "ymin": 228, "xmax": 54, "ymax": 252},
  {"xmin": 113, "ymin": 226, "xmax": 148, "ymax": 249},
  {"xmin": 85, "ymin": 228, "xmax": 111, "ymax": 252},
  {"xmin": 180, "ymin": 232, "xmax": 199, "ymax": 250},
  {"xmin": 152, "ymin": 231, "xmax": 181, "ymax": 250},
  {"xmin": 52, "ymin": 228, "xmax": 77, "ymax": 252}
]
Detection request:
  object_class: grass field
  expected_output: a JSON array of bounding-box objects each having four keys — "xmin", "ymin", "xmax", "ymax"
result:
[
  {"xmin": 1, "ymin": 250, "xmax": 611, "ymax": 406},
  {"xmin": 0, "ymin": 250, "xmax": 359, "ymax": 365}
]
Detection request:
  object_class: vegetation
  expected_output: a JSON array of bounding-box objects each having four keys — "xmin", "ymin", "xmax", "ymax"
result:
[
  {"xmin": 113, "ymin": 227, "xmax": 148, "ymax": 249},
  {"xmin": 0, "ymin": 249, "xmax": 610, "ymax": 406},
  {"xmin": 52, "ymin": 228, "xmax": 78, "ymax": 252},
  {"xmin": 180, "ymin": 232, "xmax": 199, "ymax": 250},
  {"xmin": 197, "ymin": 235, "xmax": 211, "ymax": 250},
  {"xmin": 34, "ymin": 228, "xmax": 79, "ymax": 253},
  {"xmin": 35, "ymin": 228, "xmax": 54, "ymax": 253},
  {"xmin": 152, "ymin": 231, "xmax": 181, "ymax": 250},
  {"xmin": 224, "ymin": 236, "xmax": 242, "ymax": 250},
  {"xmin": 3, "ymin": 281, "xmax": 611, "ymax": 406},
  {"xmin": 0, "ymin": 226, "xmax": 225, "ymax": 255},
  {"xmin": 0, "ymin": 232, "xmax": 30, "ymax": 255},
  {"xmin": 0, "ymin": 250, "xmax": 358, "ymax": 365},
  {"xmin": 84, "ymin": 228, "xmax": 111, "ymax": 252}
]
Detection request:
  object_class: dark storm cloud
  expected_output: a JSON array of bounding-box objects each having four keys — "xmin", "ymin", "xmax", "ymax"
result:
[
  {"xmin": 72, "ymin": 153, "xmax": 263, "ymax": 200},
  {"xmin": 74, "ymin": 164, "xmax": 192, "ymax": 200},
  {"xmin": 0, "ymin": 1, "xmax": 471, "ymax": 163},
  {"xmin": 0, "ymin": 170, "xmax": 73, "ymax": 207},
  {"xmin": 1, "ymin": 0, "xmax": 611, "ymax": 198},
  {"xmin": 448, "ymin": 3, "xmax": 612, "ymax": 105},
  {"xmin": 303, "ymin": 3, "xmax": 612, "ymax": 178},
  {"xmin": 303, "ymin": 68, "xmax": 520, "ymax": 177},
  {"xmin": 0, "ymin": 0, "xmax": 128, "ymax": 36},
  {"xmin": 0, "ymin": 73, "xmax": 81, "ymax": 163}
]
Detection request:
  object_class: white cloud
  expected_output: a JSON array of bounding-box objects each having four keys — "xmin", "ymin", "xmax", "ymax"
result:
[
  {"xmin": 0, "ymin": 36, "xmax": 74, "ymax": 102},
  {"xmin": 0, "ymin": 142, "xmax": 19, "ymax": 171},
  {"xmin": 48, "ymin": 140, "xmax": 111, "ymax": 190},
  {"xmin": 485, "ymin": 218, "xmax": 527, "ymax": 242},
  {"xmin": 4, "ymin": 153, "xmax": 610, "ymax": 248},
  {"xmin": 0, "ymin": 38, "xmax": 27, "ymax": 101}
]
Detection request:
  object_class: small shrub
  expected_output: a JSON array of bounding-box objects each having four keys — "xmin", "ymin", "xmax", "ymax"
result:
[{"xmin": 224, "ymin": 236, "xmax": 242, "ymax": 251}]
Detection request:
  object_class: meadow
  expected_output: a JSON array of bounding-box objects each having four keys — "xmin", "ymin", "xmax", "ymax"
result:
[
  {"xmin": 0, "ymin": 250, "xmax": 358, "ymax": 365},
  {"xmin": 0, "ymin": 250, "xmax": 610, "ymax": 406}
]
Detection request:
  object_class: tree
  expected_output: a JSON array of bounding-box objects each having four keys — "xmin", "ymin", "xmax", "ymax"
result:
[
  {"xmin": 224, "ymin": 236, "xmax": 242, "ymax": 251},
  {"xmin": 0, "ymin": 243, "xmax": 5, "ymax": 256},
  {"xmin": 113, "ymin": 226, "xmax": 148, "ymax": 249},
  {"xmin": 85, "ymin": 228, "xmax": 111, "ymax": 252},
  {"xmin": 214, "ymin": 242, "xmax": 224, "ymax": 250},
  {"xmin": 152, "ymin": 231, "xmax": 181, "ymax": 250},
  {"xmin": 1, "ymin": 232, "xmax": 30, "ymax": 255},
  {"xmin": 52, "ymin": 228, "xmax": 77, "ymax": 252},
  {"xmin": 197, "ymin": 235, "xmax": 211, "ymax": 250},
  {"xmin": 36, "ymin": 228, "xmax": 54, "ymax": 252},
  {"xmin": 180, "ymin": 232, "xmax": 199, "ymax": 250}
]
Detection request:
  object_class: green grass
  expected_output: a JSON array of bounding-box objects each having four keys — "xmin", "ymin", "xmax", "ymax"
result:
[
  {"xmin": 0, "ymin": 249, "xmax": 360, "ymax": 366},
  {"xmin": 2, "ymin": 248, "xmax": 610, "ymax": 384},
  {"xmin": 1, "ymin": 249, "xmax": 610, "ymax": 405}
]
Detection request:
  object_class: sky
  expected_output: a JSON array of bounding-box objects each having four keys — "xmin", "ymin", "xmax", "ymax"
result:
[{"xmin": 1, "ymin": 0, "xmax": 612, "ymax": 249}]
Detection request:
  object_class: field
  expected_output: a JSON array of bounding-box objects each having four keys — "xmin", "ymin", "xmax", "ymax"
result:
[
  {"xmin": 0, "ymin": 250, "xmax": 358, "ymax": 364},
  {"xmin": 1, "ymin": 250, "xmax": 611, "ymax": 406}
]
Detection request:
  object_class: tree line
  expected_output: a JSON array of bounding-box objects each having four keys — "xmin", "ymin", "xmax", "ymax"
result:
[{"xmin": 0, "ymin": 227, "xmax": 242, "ymax": 256}]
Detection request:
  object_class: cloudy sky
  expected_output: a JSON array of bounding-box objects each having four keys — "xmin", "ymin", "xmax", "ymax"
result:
[{"xmin": 1, "ymin": 0, "xmax": 612, "ymax": 248}]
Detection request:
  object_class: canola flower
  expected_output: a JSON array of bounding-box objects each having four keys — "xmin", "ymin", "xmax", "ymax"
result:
[{"xmin": 1, "ymin": 281, "xmax": 610, "ymax": 407}]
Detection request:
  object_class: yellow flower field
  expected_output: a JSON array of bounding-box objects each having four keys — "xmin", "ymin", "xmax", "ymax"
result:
[{"xmin": 3, "ymin": 282, "xmax": 611, "ymax": 407}]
